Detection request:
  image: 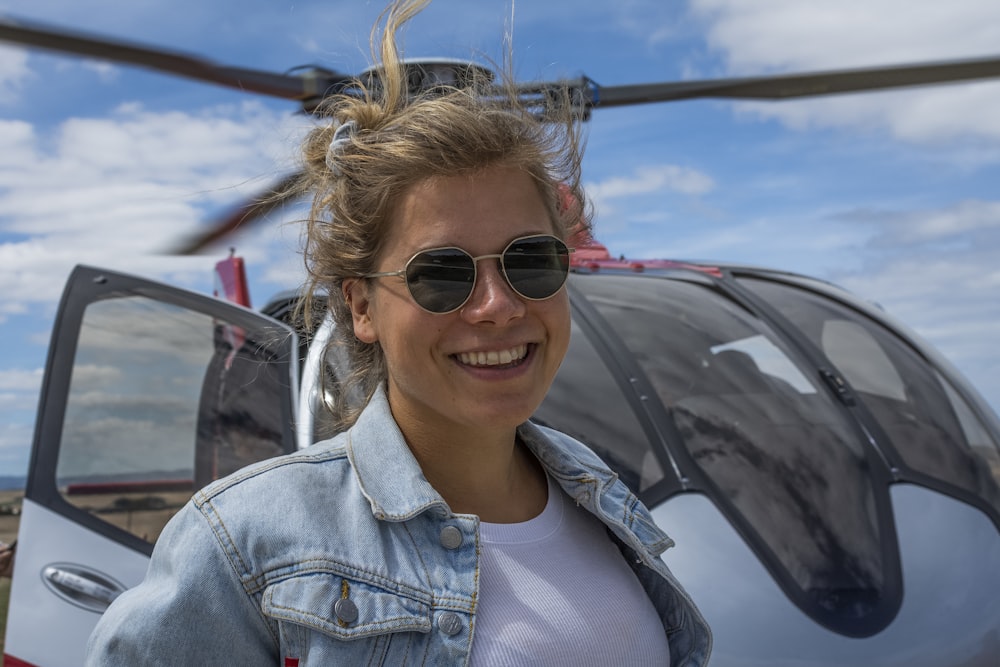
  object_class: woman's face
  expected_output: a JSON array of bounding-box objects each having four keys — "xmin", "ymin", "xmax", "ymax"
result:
[{"xmin": 346, "ymin": 165, "xmax": 571, "ymax": 438}]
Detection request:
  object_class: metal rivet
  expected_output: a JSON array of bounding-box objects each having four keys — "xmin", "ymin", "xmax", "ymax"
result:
[
  {"xmin": 438, "ymin": 612, "xmax": 462, "ymax": 636},
  {"xmin": 440, "ymin": 525, "xmax": 463, "ymax": 550},
  {"xmin": 334, "ymin": 598, "xmax": 358, "ymax": 624}
]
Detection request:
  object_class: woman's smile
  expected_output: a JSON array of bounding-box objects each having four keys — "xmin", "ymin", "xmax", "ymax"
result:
[{"xmin": 454, "ymin": 343, "xmax": 530, "ymax": 368}]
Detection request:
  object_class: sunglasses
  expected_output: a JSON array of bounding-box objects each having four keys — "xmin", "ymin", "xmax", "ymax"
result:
[{"xmin": 362, "ymin": 234, "xmax": 572, "ymax": 314}]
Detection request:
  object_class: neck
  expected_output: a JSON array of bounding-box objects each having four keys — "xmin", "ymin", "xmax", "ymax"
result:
[{"xmin": 388, "ymin": 402, "xmax": 547, "ymax": 523}]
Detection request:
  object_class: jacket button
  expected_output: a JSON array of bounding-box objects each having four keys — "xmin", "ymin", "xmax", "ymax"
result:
[
  {"xmin": 334, "ymin": 598, "xmax": 358, "ymax": 624},
  {"xmin": 438, "ymin": 612, "xmax": 463, "ymax": 636},
  {"xmin": 440, "ymin": 525, "xmax": 463, "ymax": 549}
]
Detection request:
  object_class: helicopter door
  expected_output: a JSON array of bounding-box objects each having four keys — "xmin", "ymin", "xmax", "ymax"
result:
[{"xmin": 4, "ymin": 265, "xmax": 298, "ymax": 667}]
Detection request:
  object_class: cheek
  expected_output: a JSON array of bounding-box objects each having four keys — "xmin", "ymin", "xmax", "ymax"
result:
[
  {"xmin": 370, "ymin": 296, "xmax": 443, "ymax": 357},
  {"xmin": 545, "ymin": 294, "xmax": 572, "ymax": 358}
]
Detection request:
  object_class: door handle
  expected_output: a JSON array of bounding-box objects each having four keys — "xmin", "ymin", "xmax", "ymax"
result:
[{"xmin": 42, "ymin": 563, "xmax": 126, "ymax": 613}]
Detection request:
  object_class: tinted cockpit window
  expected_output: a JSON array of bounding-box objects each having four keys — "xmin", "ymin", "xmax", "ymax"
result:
[
  {"xmin": 739, "ymin": 276, "xmax": 1000, "ymax": 518},
  {"xmin": 570, "ymin": 274, "xmax": 895, "ymax": 636},
  {"xmin": 534, "ymin": 320, "xmax": 665, "ymax": 493}
]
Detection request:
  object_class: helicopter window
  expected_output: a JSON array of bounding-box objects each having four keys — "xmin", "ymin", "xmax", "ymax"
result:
[
  {"xmin": 710, "ymin": 335, "xmax": 816, "ymax": 395},
  {"xmin": 820, "ymin": 320, "xmax": 907, "ymax": 401},
  {"xmin": 54, "ymin": 296, "xmax": 289, "ymax": 545},
  {"xmin": 939, "ymin": 375, "xmax": 1000, "ymax": 481},
  {"xmin": 738, "ymin": 276, "xmax": 1000, "ymax": 517},
  {"xmin": 569, "ymin": 274, "xmax": 890, "ymax": 630},
  {"xmin": 534, "ymin": 319, "xmax": 665, "ymax": 494}
]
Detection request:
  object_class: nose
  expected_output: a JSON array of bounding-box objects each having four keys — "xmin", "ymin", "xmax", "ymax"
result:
[{"xmin": 460, "ymin": 258, "xmax": 526, "ymax": 324}]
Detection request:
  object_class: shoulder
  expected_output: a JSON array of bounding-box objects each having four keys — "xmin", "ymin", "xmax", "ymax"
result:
[
  {"xmin": 186, "ymin": 432, "xmax": 377, "ymax": 576},
  {"xmin": 196, "ymin": 433, "xmax": 351, "ymax": 504}
]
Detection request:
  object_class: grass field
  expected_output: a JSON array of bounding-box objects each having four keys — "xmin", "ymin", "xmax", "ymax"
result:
[
  {"xmin": 0, "ymin": 489, "xmax": 22, "ymax": 656},
  {"xmin": 0, "ymin": 577, "xmax": 9, "ymax": 654}
]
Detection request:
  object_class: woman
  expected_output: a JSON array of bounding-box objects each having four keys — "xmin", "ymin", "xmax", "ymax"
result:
[{"xmin": 86, "ymin": 1, "xmax": 711, "ymax": 664}]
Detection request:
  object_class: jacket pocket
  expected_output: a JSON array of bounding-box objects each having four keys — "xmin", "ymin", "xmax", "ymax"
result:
[{"xmin": 262, "ymin": 571, "xmax": 434, "ymax": 665}]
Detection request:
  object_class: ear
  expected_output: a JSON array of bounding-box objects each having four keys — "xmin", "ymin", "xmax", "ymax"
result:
[{"xmin": 342, "ymin": 278, "xmax": 378, "ymax": 344}]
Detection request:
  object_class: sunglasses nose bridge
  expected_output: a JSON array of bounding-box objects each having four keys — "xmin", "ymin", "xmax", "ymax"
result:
[
  {"xmin": 465, "ymin": 251, "xmax": 522, "ymax": 308},
  {"xmin": 468, "ymin": 251, "xmax": 505, "ymax": 267}
]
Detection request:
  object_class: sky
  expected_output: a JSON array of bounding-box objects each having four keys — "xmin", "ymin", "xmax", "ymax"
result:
[{"xmin": 0, "ymin": 0, "xmax": 998, "ymax": 480}]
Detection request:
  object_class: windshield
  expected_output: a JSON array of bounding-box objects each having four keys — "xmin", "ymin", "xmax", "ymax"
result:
[
  {"xmin": 738, "ymin": 275, "xmax": 1000, "ymax": 521},
  {"xmin": 552, "ymin": 273, "xmax": 899, "ymax": 636}
]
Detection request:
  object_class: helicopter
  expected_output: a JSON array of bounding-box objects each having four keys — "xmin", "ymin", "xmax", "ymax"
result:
[{"xmin": 1, "ymin": 3, "xmax": 999, "ymax": 666}]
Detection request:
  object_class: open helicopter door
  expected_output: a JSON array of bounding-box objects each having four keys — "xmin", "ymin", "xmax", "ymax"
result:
[{"xmin": 4, "ymin": 266, "xmax": 299, "ymax": 667}]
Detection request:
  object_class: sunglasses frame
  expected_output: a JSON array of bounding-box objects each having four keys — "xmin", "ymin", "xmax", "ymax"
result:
[{"xmin": 362, "ymin": 234, "xmax": 573, "ymax": 314}]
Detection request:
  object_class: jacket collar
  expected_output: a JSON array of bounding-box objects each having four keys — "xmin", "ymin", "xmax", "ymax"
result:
[
  {"xmin": 346, "ymin": 384, "xmax": 619, "ymax": 522},
  {"xmin": 517, "ymin": 419, "xmax": 618, "ymax": 489},
  {"xmin": 346, "ymin": 385, "xmax": 451, "ymax": 521}
]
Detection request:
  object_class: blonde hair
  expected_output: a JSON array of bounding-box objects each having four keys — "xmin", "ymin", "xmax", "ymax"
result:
[{"xmin": 296, "ymin": 0, "xmax": 590, "ymax": 431}]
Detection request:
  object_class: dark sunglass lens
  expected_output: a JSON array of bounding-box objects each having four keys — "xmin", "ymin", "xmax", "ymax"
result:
[
  {"xmin": 405, "ymin": 248, "xmax": 476, "ymax": 312},
  {"xmin": 502, "ymin": 236, "xmax": 569, "ymax": 300}
]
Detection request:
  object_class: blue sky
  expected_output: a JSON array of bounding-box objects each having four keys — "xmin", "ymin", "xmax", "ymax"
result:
[{"xmin": 1, "ymin": 0, "xmax": 998, "ymax": 479}]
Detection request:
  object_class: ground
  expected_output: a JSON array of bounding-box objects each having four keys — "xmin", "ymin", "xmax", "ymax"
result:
[
  {"xmin": 0, "ymin": 577, "xmax": 8, "ymax": 654},
  {"xmin": 0, "ymin": 490, "xmax": 22, "ymax": 656}
]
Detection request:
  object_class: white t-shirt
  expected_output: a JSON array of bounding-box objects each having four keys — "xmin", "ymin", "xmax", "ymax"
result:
[{"xmin": 470, "ymin": 476, "xmax": 671, "ymax": 666}]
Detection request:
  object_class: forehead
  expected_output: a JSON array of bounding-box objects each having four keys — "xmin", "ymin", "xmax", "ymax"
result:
[{"xmin": 385, "ymin": 167, "xmax": 557, "ymax": 254}]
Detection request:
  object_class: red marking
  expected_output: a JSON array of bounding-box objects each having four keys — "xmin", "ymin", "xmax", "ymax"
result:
[
  {"xmin": 284, "ymin": 658, "xmax": 300, "ymax": 667},
  {"xmin": 4, "ymin": 653, "xmax": 40, "ymax": 667},
  {"xmin": 213, "ymin": 251, "xmax": 250, "ymax": 369},
  {"xmin": 214, "ymin": 252, "xmax": 252, "ymax": 307},
  {"xmin": 65, "ymin": 479, "xmax": 193, "ymax": 495},
  {"xmin": 569, "ymin": 235, "xmax": 723, "ymax": 277}
]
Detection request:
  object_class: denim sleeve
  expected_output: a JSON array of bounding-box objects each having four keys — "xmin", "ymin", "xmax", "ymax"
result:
[{"xmin": 85, "ymin": 500, "xmax": 277, "ymax": 666}]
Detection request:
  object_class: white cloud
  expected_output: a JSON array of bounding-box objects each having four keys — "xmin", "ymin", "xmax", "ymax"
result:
[
  {"xmin": 0, "ymin": 119, "xmax": 35, "ymax": 164},
  {"xmin": 733, "ymin": 84, "xmax": 1000, "ymax": 145},
  {"xmin": 0, "ymin": 367, "xmax": 42, "ymax": 478},
  {"xmin": 692, "ymin": 0, "xmax": 1000, "ymax": 70},
  {"xmin": 704, "ymin": 221, "xmax": 865, "ymax": 263},
  {"xmin": 0, "ymin": 368, "xmax": 43, "ymax": 393},
  {"xmin": 0, "ymin": 421, "xmax": 32, "ymax": 475},
  {"xmin": 586, "ymin": 164, "xmax": 715, "ymax": 219},
  {"xmin": 866, "ymin": 199, "xmax": 1000, "ymax": 245},
  {"xmin": 689, "ymin": 0, "xmax": 1000, "ymax": 145},
  {"xmin": 0, "ymin": 101, "xmax": 313, "ymax": 318}
]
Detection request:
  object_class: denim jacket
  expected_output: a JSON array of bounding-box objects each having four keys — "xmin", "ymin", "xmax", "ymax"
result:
[{"xmin": 87, "ymin": 386, "xmax": 712, "ymax": 666}]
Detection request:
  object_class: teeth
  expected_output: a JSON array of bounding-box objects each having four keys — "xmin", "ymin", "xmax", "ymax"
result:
[{"xmin": 458, "ymin": 344, "xmax": 527, "ymax": 367}]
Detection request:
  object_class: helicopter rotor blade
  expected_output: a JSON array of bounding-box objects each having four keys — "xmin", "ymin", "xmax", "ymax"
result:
[
  {"xmin": 575, "ymin": 54, "xmax": 1000, "ymax": 109},
  {"xmin": 6, "ymin": 14, "xmax": 1000, "ymax": 251},
  {"xmin": 171, "ymin": 172, "xmax": 306, "ymax": 255},
  {"xmin": 0, "ymin": 15, "xmax": 350, "ymax": 103}
]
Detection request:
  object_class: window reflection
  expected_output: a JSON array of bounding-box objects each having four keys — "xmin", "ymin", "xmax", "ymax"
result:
[
  {"xmin": 739, "ymin": 276, "xmax": 1000, "ymax": 518},
  {"xmin": 710, "ymin": 335, "xmax": 816, "ymax": 395},
  {"xmin": 535, "ymin": 320, "xmax": 665, "ymax": 493},
  {"xmin": 571, "ymin": 274, "xmax": 888, "ymax": 631},
  {"xmin": 56, "ymin": 296, "xmax": 288, "ymax": 545}
]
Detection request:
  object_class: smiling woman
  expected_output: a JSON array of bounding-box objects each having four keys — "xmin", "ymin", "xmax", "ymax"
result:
[{"xmin": 83, "ymin": 0, "xmax": 711, "ymax": 665}]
